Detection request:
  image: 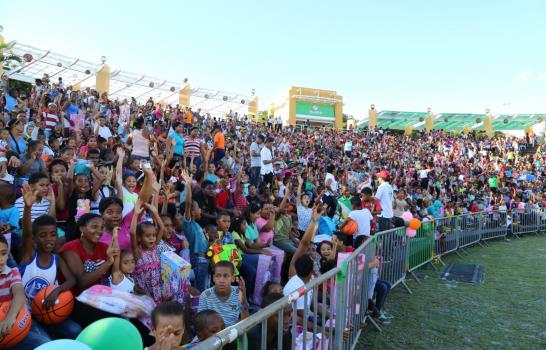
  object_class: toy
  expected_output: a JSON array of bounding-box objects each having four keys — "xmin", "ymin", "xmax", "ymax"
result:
[
  {"xmin": 32, "ymin": 286, "xmax": 74, "ymax": 325},
  {"xmin": 206, "ymin": 241, "xmax": 242, "ymax": 275}
]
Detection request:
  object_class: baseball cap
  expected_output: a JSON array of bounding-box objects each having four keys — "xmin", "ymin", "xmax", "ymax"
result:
[{"xmin": 377, "ymin": 170, "xmax": 390, "ymax": 180}]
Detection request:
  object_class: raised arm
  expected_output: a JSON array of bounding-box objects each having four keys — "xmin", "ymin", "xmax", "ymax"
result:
[
  {"xmin": 144, "ymin": 202, "xmax": 166, "ymax": 245},
  {"xmin": 115, "ymin": 147, "xmax": 125, "ymax": 201},
  {"xmin": 20, "ymin": 184, "xmax": 38, "ymax": 264},
  {"xmin": 296, "ymin": 175, "xmax": 303, "ymax": 205},
  {"xmin": 182, "ymin": 170, "xmax": 193, "ymax": 221},
  {"xmin": 130, "ymin": 201, "xmax": 145, "ymax": 258},
  {"xmin": 110, "ymin": 227, "xmax": 124, "ymax": 285},
  {"xmin": 289, "ymin": 205, "xmax": 321, "ymax": 278}
]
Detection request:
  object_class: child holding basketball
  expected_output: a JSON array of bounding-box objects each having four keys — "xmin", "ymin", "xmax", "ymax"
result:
[
  {"xmin": 19, "ymin": 183, "xmax": 81, "ymax": 339},
  {"xmin": 0, "ymin": 234, "xmax": 49, "ymax": 349}
]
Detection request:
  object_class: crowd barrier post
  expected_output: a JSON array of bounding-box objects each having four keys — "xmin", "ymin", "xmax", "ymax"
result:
[
  {"xmin": 478, "ymin": 210, "xmax": 508, "ymax": 243},
  {"xmin": 433, "ymin": 216, "xmax": 459, "ymax": 263},
  {"xmin": 407, "ymin": 219, "xmax": 436, "ymax": 282},
  {"xmin": 456, "ymin": 212, "xmax": 482, "ymax": 253},
  {"xmin": 374, "ymin": 227, "xmax": 411, "ymax": 293},
  {"xmin": 510, "ymin": 208, "xmax": 540, "ymax": 238},
  {"xmin": 539, "ymin": 208, "xmax": 546, "ymax": 235}
]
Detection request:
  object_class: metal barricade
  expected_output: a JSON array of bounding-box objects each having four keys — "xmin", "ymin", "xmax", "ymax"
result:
[
  {"xmin": 334, "ymin": 240, "xmax": 376, "ymax": 349},
  {"xmin": 479, "ymin": 210, "xmax": 508, "ymax": 241},
  {"xmin": 433, "ymin": 216, "xmax": 459, "ymax": 260},
  {"xmin": 457, "ymin": 212, "xmax": 481, "ymax": 250},
  {"xmin": 407, "ymin": 219, "xmax": 435, "ymax": 281},
  {"xmin": 374, "ymin": 227, "xmax": 411, "ymax": 293},
  {"xmin": 192, "ymin": 236, "xmax": 376, "ymax": 350},
  {"xmin": 510, "ymin": 208, "xmax": 540, "ymax": 237},
  {"xmin": 538, "ymin": 208, "xmax": 546, "ymax": 234}
]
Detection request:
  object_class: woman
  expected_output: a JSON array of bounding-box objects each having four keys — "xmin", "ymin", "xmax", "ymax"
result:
[
  {"xmin": 59, "ymin": 213, "xmax": 117, "ymax": 294},
  {"xmin": 167, "ymin": 121, "xmax": 185, "ymax": 163},
  {"xmin": 98, "ymin": 197, "xmax": 136, "ymax": 251},
  {"xmin": 130, "ymin": 117, "xmax": 151, "ymax": 161},
  {"xmin": 7, "ymin": 118, "xmax": 27, "ymax": 158},
  {"xmin": 241, "ymin": 204, "xmax": 281, "ymax": 306}
]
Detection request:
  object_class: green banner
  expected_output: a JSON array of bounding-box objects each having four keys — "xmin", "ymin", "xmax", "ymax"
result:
[{"xmin": 295, "ymin": 102, "xmax": 335, "ymax": 121}]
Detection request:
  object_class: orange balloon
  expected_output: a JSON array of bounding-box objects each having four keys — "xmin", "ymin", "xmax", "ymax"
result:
[
  {"xmin": 341, "ymin": 220, "xmax": 358, "ymax": 235},
  {"xmin": 408, "ymin": 218, "xmax": 422, "ymax": 230}
]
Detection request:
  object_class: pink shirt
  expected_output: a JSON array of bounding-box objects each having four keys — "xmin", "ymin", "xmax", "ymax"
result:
[
  {"xmin": 99, "ymin": 209, "xmax": 138, "ymax": 251},
  {"xmin": 256, "ymin": 217, "xmax": 274, "ymax": 244}
]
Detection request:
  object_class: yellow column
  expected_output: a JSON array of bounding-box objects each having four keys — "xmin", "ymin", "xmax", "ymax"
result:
[
  {"xmin": 95, "ymin": 64, "xmax": 110, "ymax": 95},
  {"xmin": 288, "ymin": 88, "xmax": 296, "ymax": 125},
  {"xmin": 0, "ymin": 34, "xmax": 4, "ymax": 79},
  {"xmin": 425, "ymin": 108, "xmax": 434, "ymax": 132},
  {"xmin": 368, "ymin": 105, "xmax": 377, "ymax": 129},
  {"xmin": 178, "ymin": 84, "xmax": 190, "ymax": 108},
  {"xmin": 334, "ymin": 96, "xmax": 343, "ymax": 129},
  {"xmin": 247, "ymin": 96, "xmax": 258, "ymax": 121},
  {"xmin": 484, "ymin": 112, "xmax": 494, "ymax": 137},
  {"xmin": 72, "ymin": 82, "xmax": 81, "ymax": 92},
  {"xmin": 404, "ymin": 126, "xmax": 413, "ymax": 136}
]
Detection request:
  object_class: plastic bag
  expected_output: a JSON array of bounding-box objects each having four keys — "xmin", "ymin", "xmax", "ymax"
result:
[{"xmin": 76, "ymin": 285, "xmax": 155, "ymax": 319}]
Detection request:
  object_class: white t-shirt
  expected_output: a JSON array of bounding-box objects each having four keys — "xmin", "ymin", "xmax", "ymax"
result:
[
  {"xmin": 260, "ymin": 147, "xmax": 273, "ymax": 175},
  {"xmin": 283, "ymin": 275, "xmax": 312, "ymax": 311},
  {"xmin": 419, "ymin": 169, "xmax": 429, "ymax": 179},
  {"xmin": 325, "ymin": 173, "xmax": 338, "ymax": 196},
  {"xmin": 349, "ymin": 208, "xmax": 372, "ymax": 237},
  {"xmin": 97, "ymin": 125, "xmax": 113, "ymax": 140},
  {"xmin": 250, "ymin": 142, "xmax": 262, "ymax": 168},
  {"xmin": 375, "ymin": 182, "xmax": 394, "ymax": 218},
  {"xmin": 344, "ymin": 141, "xmax": 353, "ymax": 152}
]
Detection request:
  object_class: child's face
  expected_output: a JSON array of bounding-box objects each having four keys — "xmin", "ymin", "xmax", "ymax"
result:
[
  {"xmin": 301, "ymin": 195, "xmax": 310, "ymax": 207},
  {"xmin": 32, "ymin": 178, "xmax": 50, "ymax": 198},
  {"xmin": 0, "ymin": 242, "xmax": 8, "ymax": 270},
  {"xmin": 152, "ymin": 315, "xmax": 185, "ymax": 348},
  {"xmin": 51, "ymin": 164, "xmax": 67, "ymax": 180},
  {"xmin": 140, "ymin": 226, "xmax": 157, "ymax": 249},
  {"xmin": 102, "ymin": 203, "xmax": 122, "ymax": 229},
  {"xmin": 198, "ymin": 315, "xmax": 224, "ymax": 341},
  {"xmin": 162, "ymin": 217, "xmax": 174, "ymax": 238},
  {"xmin": 88, "ymin": 138, "xmax": 98, "ymax": 148},
  {"xmin": 320, "ymin": 243, "xmax": 332, "ymax": 259},
  {"xmin": 124, "ymin": 176, "xmax": 137, "ymax": 192},
  {"xmin": 35, "ymin": 225, "xmax": 57, "ymax": 253},
  {"xmin": 61, "ymin": 150, "xmax": 74, "ymax": 163},
  {"xmin": 75, "ymin": 174, "xmax": 91, "ymax": 193},
  {"xmin": 216, "ymin": 215, "xmax": 231, "ymax": 232},
  {"xmin": 268, "ymin": 283, "xmax": 283, "ymax": 295},
  {"xmin": 212, "ymin": 266, "xmax": 234, "ymax": 294},
  {"xmin": 120, "ymin": 253, "xmax": 135, "ymax": 274}
]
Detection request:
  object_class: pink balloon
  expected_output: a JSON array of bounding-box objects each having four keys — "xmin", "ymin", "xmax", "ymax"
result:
[
  {"xmin": 406, "ymin": 228, "xmax": 417, "ymax": 238},
  {"xmin": 402, "ymin": 211, "xmax": 413, "ymax": 222}
]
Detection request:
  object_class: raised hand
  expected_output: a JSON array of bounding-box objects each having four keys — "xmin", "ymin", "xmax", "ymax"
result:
[{"xmin": 21, "ymin": 183, "xmax": 38, "ymax": 207}]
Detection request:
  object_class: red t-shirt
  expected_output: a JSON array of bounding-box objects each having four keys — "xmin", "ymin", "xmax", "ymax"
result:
[
  {"xmin": 362, "ymin": 198, "xmax": 382, "ymax": 232},
  {"xmin": 59, "ymin": 239, "xmax": 109, "ymax": 293},
  {"xmin": 215, "ymin": 190, "xmax": 230, "ymax": 209}
]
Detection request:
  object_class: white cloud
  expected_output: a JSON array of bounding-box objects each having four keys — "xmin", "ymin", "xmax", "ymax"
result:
[
  {"xmin": 537, "ymin": 73, "xmax": 546, "ymax": 81},
  {"xmin": 514, "ymin": 69, "xmax": 533, "ymax": 82}
]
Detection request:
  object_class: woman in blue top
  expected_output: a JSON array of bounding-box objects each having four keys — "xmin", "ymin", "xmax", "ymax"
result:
[{"xmin": 168, "ymin": 121, "xmax": 185, "ymax": 162}]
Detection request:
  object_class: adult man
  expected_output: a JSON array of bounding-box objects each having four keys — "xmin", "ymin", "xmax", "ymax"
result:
[
  {"xmin": 212, "ymin": 125, "xmax": 225, "ymax": 164},
  {"xmin": 260, "ymin": 137, "xmax": 280, "ymax": 188},
  {"xmin": 249, "ymin": 134, "xmax": 264, "ymax": 187},
  {"xmin": 374, "ymin": 170, "xmax": 394, "ymax": 231}
]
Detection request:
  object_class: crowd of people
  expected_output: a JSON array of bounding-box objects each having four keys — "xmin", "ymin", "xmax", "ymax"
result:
[{"xmin": 0, "ymin": 73, "xmax": 544, "ymax": 349}]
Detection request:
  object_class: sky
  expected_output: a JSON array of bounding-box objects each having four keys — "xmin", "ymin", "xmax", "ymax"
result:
[{"xmin": 2, "ymin": 0, "xmax": 546, "ymax": 118}]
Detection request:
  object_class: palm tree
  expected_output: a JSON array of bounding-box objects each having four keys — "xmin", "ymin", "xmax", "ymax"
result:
[{"xmin": 1, "ymin": 41, "xmax": 22, "ymax": 73}]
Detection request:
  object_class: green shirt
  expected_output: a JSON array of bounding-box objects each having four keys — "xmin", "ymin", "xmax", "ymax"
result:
[
  {"xmin": 337, "ymin": 195, "xmax": 353, "ymax": 220},
  {"xmin": 274, "ymin": 214, "xmax": 292, "ymax": 241},
  {"xmin": 488, "ymin": 177, "xmax": 498, "ymax": 188}
]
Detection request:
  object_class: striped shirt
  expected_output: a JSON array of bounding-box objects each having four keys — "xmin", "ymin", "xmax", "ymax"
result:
[
  {"xmin": 184, "ymin": 136, "xmax": 203, "ymax": 157},
  {"xmin": 0, "ymin": 266, "xmax": 22, "ymax": 303},
  {"xmin": 15, "ymin": 196, "xmax": 51, "ymax": 221},
  {"xmin": 198, "ymin": 286, "xmax": 241, "ymax": 327},
  {"xmin": 44, "ymin": 112, "xmax": 59, "ymax": 131}
]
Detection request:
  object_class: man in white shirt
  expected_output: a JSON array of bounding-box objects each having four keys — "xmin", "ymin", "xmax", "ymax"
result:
[
  {"xmin": 374, "ymin": 170, "xmax": 394, "ymax": 231},
  {"xmin": 260, "ymin": 137, "xmax": 280, "ymax": 188},
  {"xmin": 344, "ymin": 139, "xmax": 353, "ymax": 157},
  {"xmin": 95, "ymin": 115, "xmax": 113, "ymax": 142},
  {"xmin": 249, "ymin": 134, "xmax": 264, "ymax": 187}
]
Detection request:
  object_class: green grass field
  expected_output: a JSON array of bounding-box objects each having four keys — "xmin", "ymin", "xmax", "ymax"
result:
[{"xmin": 359, "ymin": 235, "xmax": 546, "ymax": 350}]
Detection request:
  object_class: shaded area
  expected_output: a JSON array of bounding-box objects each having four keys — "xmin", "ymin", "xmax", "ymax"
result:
[
  {"xmin": 439, "ymin": 263, "xmax": 485, "ymax": 284},
  {"xmin": 359, "ymin": 235, "xmax": 546, "ymax": 350}
]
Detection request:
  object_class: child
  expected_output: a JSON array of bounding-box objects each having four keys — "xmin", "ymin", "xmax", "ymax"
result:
[
  {"xmin": 180, "ymin": 170, "xmax": 211, "ymax": 293},
  {"xmin": 198, "ymin": 261, "xmax": 249, "ymax": 328},
  {"xmin": 130, "ymin": 200, "xmax": 166, "ymax": 303},
  {"xmin": 109, "ymin": 227, "xmax": 137, "ymax": 294},
  {"xmin": 0, "ymin": 183, "xmax": 19, "ymax": 257},
  {"xmin": 14, "ymin": 172, "xmax": 55, "ymax": 222},
  {"xmin": 0, "ymin": 234, "xmax": 51, "ymax": 349},
  {"xmin": 184, "ymin": 309, "xmax": 225, "ymax": 348},
  {"xmin": 19, "ymin": 183, "xmax": 81, "ymax": 339},
  {"xmin": 343, "ymin": 196, "xmax": 372, "ymax": 247},
  {"xmin": 145, "ymin": 301, "xmax": 186, "ymax": 350}
]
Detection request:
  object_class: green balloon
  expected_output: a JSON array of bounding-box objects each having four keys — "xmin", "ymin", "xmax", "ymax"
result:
[{"xmin": 76, "ymin": 317, "xmax": 143, "ymax": 350}]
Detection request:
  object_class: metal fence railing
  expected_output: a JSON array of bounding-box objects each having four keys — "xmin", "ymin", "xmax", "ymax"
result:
[{"xmin": 191, "ymin": 209, "xmax": 543, "ymax": 350}]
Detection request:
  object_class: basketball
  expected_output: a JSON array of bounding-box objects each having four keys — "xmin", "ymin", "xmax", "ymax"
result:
[
  {"xmin": 32, "ymin": 286, "xmax": 75, "ymax": 325},
  {"xmin": 341, "ymin": 219, "xmax": 358, "ymax": 235},
  {"xmin": 0, "ymin": 302, "xmax": 32, "ymax": 348}
]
